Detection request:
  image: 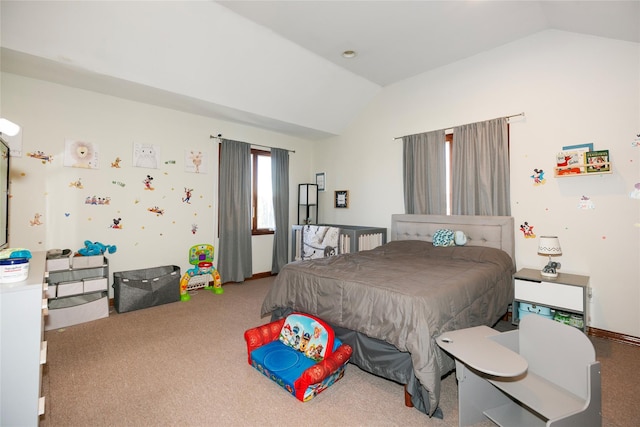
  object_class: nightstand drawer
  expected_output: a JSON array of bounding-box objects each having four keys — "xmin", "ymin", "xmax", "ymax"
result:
[{"xmin": 514, "ymin": 279, "xmax": 584, "ymax": 311}]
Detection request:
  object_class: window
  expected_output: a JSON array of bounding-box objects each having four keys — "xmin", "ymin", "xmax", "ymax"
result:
[{"xmin": 251, "ymin": 149, "xmax": 275, "ymax": 234}]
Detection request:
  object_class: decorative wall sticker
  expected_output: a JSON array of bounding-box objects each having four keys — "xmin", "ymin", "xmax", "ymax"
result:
[
  {"xmin": 64, "ymin": 139, "xmax": 99, "ymax": 169},
  {"xmin": 632, "ymin": 133, "xmax": 640, "ymax": 147},
  {"xmin": 143, "ymin": 174, "xmax": 154, "ymax": 190},
  {"xmin": 148, "ymin": 206, "xmax": 164, "ymax": 216},
  {"xmin": 185, "ymin": 150, "xmax": 207, "ymax": 173},
  {"xmin": 64, "ymin": 213, "xmax": 70, "ymax": 217},
  {"xmin": 133, "ymin": 143, "xmax": 160, "ymax": 169},
  {"xmin": 112, "ymin": 180, "xmax": 126, "ymax": 187},
  {"xmin": 26, "ymin": 151, "xmax": 53, "ymax": 163},
  {"xmin": 29, "ymin": 213, "xmax": 43, "ymax": 226},
  {"xmin": 530, "ymin": 168, "xmax": 546, "ymax": 185},
  {"xmin": 84, "ymin": 196, "xmax": 111, "ymax": 205},
  {"xmin": 519, "ymin": 221, "xmax": 535, "ymax": 238},
  {"xmin": 69, "ymin": 178, "xmax": 83, "ymax": 189},
  {"xmin": 164, "ymin": 160, "xmax": 176, "ymax": 165},
  {"xmin": 630, "ymin": 183, "xmax": 640, "ymax": 199},
  {"xmin": 110, "ymin": 218, "xmax": 123, "ymax": 229},
  {"xmin": 191, "ymin": 224, "xmax": 198, "ymax": 234},
  {"xmin": 182, "ymin": 188, "xmax": 193, "ymax": 203},
  {"xmin": 578, "ymin": 195, "xmax": 595, "ymax": 210},
  {"xmin": 111, "ymin": 157, "xmax": 122, "ymax": 168}
]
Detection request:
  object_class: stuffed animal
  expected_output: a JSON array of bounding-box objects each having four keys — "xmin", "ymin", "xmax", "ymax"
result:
[{"xmin": 77, "ymin": 240, "xmax": 117, "ymax": 256}]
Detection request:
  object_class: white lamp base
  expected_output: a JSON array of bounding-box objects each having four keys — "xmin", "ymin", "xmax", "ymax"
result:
[{"xmin": 540, "ymin": 269, "xmax": 558, "ymax": 278}]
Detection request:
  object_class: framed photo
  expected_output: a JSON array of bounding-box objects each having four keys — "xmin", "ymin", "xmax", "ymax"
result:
[
  {"xmin": 335, "ymin": 190, "xmax": 349, "ymax": 208},
  {"xmin": 315, "ymin": 172, "xmax": 326, "ymax": 191}
]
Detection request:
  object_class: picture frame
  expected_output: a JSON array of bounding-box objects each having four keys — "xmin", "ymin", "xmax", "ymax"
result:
[
  {"xmin": 562, "ymin": 143, "xmax": 593, "ymax": 152},
  {"xmin": 315, "ymin": 172, "xmax": 326, "ymax": 191},
  {"xmin": 334, "ymin": 190, "xmax": 349, "ymax": 208}
]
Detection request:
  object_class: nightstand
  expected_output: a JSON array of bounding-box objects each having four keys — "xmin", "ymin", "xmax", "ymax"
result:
[{"xmin": 512, "ymin": 268, "xmax": 590, "ymax": 332}]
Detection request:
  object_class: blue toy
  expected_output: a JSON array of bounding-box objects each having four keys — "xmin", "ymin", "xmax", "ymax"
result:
[{"xmin": 77, "ymin": 240, "xmax": 117, "ymax": 256}]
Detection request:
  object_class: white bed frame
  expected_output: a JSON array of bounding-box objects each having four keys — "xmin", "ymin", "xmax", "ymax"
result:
[{"xmin": 391, "ymin": 214, "xmax": 515, "ymax": 265}]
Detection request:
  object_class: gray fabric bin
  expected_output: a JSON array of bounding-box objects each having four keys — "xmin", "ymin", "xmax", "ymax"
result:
[{"xmin": 113, "ymin": 265, "xmax": 181, "ymax": 313}]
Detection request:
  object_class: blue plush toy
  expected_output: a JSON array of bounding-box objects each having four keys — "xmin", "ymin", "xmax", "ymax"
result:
[{"xmin": 78, "ymin": 240, "xmax": 117, "ymax": 256}]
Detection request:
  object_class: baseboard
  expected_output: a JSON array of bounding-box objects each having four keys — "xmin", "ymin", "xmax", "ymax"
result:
[{"xmin": 588, "ymin": 327, "xmax": 640, "ymax": 347}]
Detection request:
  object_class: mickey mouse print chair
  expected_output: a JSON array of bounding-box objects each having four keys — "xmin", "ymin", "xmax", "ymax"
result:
[{"xmin": 244, "ymin": 312, "xmax": 352, "ymax": 401}]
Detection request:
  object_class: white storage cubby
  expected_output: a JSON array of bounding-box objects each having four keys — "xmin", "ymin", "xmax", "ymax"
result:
[{"xmin": 45, "ymin": 256, "xmax": 109, "ymax": 331}]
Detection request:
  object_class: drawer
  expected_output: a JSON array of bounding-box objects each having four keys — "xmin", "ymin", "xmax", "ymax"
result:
[
  {"xmin": 514, "ymin": 279, "xmax": 584, "ymax": 312},
  {"xmin": 83, "ymin": 277, "xmax": 108, "ymax": 293},
  {"xmin": 56, "ymin": 280, "xmax": 84, "ymax": 297}
]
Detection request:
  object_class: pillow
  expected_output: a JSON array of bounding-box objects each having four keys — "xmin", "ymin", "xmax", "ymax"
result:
[
  {"xmin": 432, "ymin": 229, "xmax": 455, "ymax": 247},
  {"xmin": 454, "ymin": 230, "xmax": 468, "ymax": 246}
]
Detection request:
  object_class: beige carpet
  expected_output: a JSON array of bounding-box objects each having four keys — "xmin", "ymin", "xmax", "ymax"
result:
[{"xmin": 40, "ymin": 276, "xmax": 639, "ymax": 427}]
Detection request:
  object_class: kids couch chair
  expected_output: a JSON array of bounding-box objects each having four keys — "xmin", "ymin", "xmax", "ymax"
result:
[{"xmin": 244, "ymin": 312, "xmax": 352, "ymax": 401}]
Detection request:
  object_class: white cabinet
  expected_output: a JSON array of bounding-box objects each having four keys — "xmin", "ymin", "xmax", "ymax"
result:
[
  {"xmin": 512, "ymin": 268, "xmax": 590, "ymax": 332},
  {"xmin": 0, "ymin": 251, "xmax": 47, "ymax": 426}
]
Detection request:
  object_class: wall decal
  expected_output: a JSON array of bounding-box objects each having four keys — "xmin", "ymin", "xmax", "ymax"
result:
[
  {"xmin": 182, "ymin": 188, "xmax": 193, "ymax": 203},
  {"xmin": 191, "ymin": 224, "xmax": 198, "ymax": 234},
  {"xmin": 112, "ymin": 180, "xmax": 126, "ymax": 187},
  {"xmin": 64, "ymin": 139, "xmax": 99, "ymax": 169},
  {"xmin": 111, "ymin": 157, "xmax": 122, "ymax": 168},
  {"xmin": 110, "ymin": 218, "xmax": 123, "ymax": 229},
  {"xmin": 530, "ymin": 168, "xmax": 546, "ymax": 185},
  {"xmin": 69, "ymin": 178, "xmax": 83, "ymax": 189},
  {"xmin": 143, "ymin": 174, "xmax": 155, "ymax": 190},
  {"xmin": 578, "ymin": 196, "xmax": 595, "ymax": 210},
  {"xmin": 133, "ymin": 143, "xmax": 160, "ymax": 169},
  {"xmin": 185, "ymin": 150, "xmax": 207, "ymax": 173},
  {"xmin": 632, "ymin": 133, "xmax": 640, "ymax": 147},
  {"xmin": 27, "ymin": 151, "xmax": 53, "ymax": 163},
  {"xmin": 630, "ymin": 183, "xmax": 640, "ymax": 199},
  {"xmin": 29, "ymin": 213, "xmax": 43, "ymax": 226},
  {"xmin": 519, "ymin": 221, "xmax": 535, "ymax": 238},
  {"xmin": 84, "ymin": 196, "xmax": 111, "ymax": 205},
  {"xmin": 148, "ymin": 206, "xmax": 164, "ymax": 216}
]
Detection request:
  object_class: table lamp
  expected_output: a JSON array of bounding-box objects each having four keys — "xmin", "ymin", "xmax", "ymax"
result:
[{"xmin": 538, "ymin": 236, "xmax": 562, "ymax": 278}]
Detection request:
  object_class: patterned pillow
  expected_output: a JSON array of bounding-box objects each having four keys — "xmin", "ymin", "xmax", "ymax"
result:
[{"xmin": 433, "ymin": 228, "xmax": 455, "ymax": 247}]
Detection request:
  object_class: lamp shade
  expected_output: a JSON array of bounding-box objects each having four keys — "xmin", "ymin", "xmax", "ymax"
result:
[
  {"xmin": 0, "ymin": 118, "xmax": 20, "ymax": 137},
  {"xmin": 538, "ymin": 236, "xmax": 562, "ymax": 256}
]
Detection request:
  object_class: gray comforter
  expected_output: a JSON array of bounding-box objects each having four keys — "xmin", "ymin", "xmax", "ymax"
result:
[{"xmin": 261, "ymin": 240, "xmax": 515, "ymax": 415}]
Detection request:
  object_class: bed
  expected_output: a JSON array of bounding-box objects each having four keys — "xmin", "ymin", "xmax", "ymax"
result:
[{"xmin": 261, "ymin": 214, "xmax": 515, "ymax": 417}]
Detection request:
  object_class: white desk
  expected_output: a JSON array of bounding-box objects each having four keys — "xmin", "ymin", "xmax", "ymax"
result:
[
  {"xmin": 437, "ymin": 316, "xmax": 601, "ymax": 427},
  {"xmin": 437, "ymin": 326, "xmax": 527, "ymax": 377}
]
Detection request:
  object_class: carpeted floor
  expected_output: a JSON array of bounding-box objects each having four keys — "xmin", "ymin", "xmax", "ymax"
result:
[{"xmin": 40, "ymin": 276, "xmax": 640, "ymax": 426}]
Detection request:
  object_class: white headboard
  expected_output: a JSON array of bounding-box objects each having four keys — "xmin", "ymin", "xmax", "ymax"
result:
[{"xmin": 390, "ymin": 214, "xmax": 515, "ymax": 264}]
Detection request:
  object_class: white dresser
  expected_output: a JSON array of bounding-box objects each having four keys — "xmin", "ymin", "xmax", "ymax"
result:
[{"xmin": 0, "ymin": 251, "xmax": 47, "ymax": 426}]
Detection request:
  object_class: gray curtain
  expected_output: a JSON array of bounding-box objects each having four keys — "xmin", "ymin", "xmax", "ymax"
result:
[
  {"xmin": 218, "ymin": 139, "xmax": 252, "ymax": 283},
  {"xmin": 451, "ymin": 117, "xmax": 510, "ymax": 216},
  {"xmin": 270, "ymin": 148, "xmax": 289, "ymax": 274},
  {"xmin": 402, "ymin": 130, "xmax": 447, "ymax": 214}
]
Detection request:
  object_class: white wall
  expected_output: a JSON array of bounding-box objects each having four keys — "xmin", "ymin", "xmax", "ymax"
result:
[
  {"xmin": 312, "ymin": 30, "xmax": 640, "ymax": 337},
  {"xmin": 1, "ymin": 73, "xmax": 313, "ymax": 289}
]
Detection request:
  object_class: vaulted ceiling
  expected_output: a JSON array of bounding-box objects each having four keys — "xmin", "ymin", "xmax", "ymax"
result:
[{"xmin": 2, "ymin": 1, "xmax": 638, "ymax": 140}]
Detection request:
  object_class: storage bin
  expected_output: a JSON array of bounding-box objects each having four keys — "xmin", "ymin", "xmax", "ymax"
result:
[
  {"xmin": 518, "ymin": 303, "xmax": 553, "ymax": 320},
  {"xmin": 45, "ymin": 293, "xmax": 109, "ymax": 331},
  {"xmin": 113, "ymin": 265, "xmax": 181, "ymax": 313}
]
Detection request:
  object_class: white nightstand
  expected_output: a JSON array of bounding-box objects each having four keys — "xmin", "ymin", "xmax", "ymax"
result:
[{"xmin": 512, "ymin": 268, "xmax": 590, "ymax": 332}]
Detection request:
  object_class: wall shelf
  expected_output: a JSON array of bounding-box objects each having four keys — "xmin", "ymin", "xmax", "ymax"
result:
[{"xmin": 554, "ymin": 162, "xmax": 611, "ymax": 177}]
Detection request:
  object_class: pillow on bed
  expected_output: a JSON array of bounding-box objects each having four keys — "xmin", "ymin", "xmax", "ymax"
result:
[
  {"xmin": 454, "ymin": 230, "xmax": 468, "ymax": 246},
  {"xmin": 432, "ymin": 228, "xmax": 455, "ymax": 247}
]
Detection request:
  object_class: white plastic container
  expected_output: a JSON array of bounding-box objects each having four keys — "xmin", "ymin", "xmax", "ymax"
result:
[{"xmin": 0, "ymin": 258, "xmax": 30, "ymax": 283}]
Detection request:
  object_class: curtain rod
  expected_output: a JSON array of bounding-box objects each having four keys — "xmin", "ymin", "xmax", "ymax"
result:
[
  {"xmin": 210, "ymin": 134, "xmax": 295, "ymax": 153},
  {"xmin": 393, "ymin": 112, "xmax": 525, "ymax": 140}
]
